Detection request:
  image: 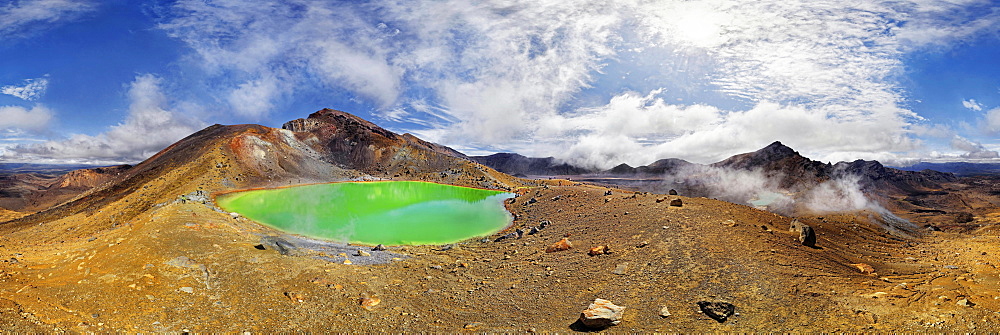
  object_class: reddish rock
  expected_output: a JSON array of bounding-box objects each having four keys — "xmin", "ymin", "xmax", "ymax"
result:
[
  {"xmin": 850, "ymin": 263, "xmax": 875, "ymax": 274},
  {"xmin": 546, "ymin": 238, "xmax": 573, "ymax": 253},
  {"xmin": 588, "ymin": 245, "xmax": 610, "ymax": 256}
]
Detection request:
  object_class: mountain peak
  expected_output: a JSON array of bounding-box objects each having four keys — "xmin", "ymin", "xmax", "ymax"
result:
[{"xmin": 757, "ymin": 141, "xmax": 797, "ymax": 159}]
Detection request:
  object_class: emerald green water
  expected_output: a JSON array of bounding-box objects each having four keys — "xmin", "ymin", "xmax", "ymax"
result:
[{"xmin": 216, "ymin": 181, "xmax": 514, "ymax": 245}]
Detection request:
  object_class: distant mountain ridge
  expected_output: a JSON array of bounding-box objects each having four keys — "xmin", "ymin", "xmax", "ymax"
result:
[
  {"xmin": 895, "ymin": 162, "xmax": 1000, "ymax": 176},
  {"xmin": 470, "ymin": 153, "xmax": 593, "ymax": 176},
  {"xmin": 474, "ymin": 141, "xmax": 957, "ymax": 197}
]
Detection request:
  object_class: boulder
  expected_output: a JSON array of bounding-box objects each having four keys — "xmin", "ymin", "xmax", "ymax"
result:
[
  {"xmin": 259, "ymin": 236, "xmax": 296, "ymax": 255},
  {"xmin": 697, "ymin": 301, "xmax": 735, "ymax": 323},
  {"xmin": 579, "ymin": 298, "xmax": 625, "ymax": 329},
  {"xmin": 668, "ymin": 189, "xmax": 678, "ymax": 195},
  {"xmin": 545, "ymin": 238, "xmax": 573, "ymax": 253},
  {"xmin": 798, "ymin": 225, "xmax": 816, "ymax": 247},
  {"xmin": 789, "ymin": 220, "xmax": 816, "ymax": 247},
  {"xmin": 669, "ymin": 199, "xmax": 682, "ymax": 207},
  {"xmin": 588, "ymin": 245, "xmax": 610, "ymax": 256}
]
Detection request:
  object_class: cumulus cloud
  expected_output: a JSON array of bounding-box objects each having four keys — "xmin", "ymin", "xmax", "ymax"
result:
[
  {"xmin": 963, "ymin": 99, "xmax": 983, "ymax": 111},
  {"xmin": 0, "ymin": 0, "xmax": 94, "ymax": 39},
  {"xmin": 158, "ymin": 0, "xmax": 1000, "ymax": 166},
  {"xmin": 1, "ymin": 78, "xmax": 48, "ymax": 101},
  {"xmin": 950, "ymin": 135, "xmax": 999, "ymax": 159},
  {"xmin": 1, "ymin": 74, "xmax": 205, "ymax": 164},
  {"xmin": 0, "ymin": 104, "xmax": 53, "ymax": 131},
  {"xmin": 985, "ymin": 107, "xmax": 1000, "ymax": 134}
]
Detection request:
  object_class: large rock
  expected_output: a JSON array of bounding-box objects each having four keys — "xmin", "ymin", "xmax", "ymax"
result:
[
  {"xmin": 697, "ymin": 301, "xmax": 735, "ymax": 323},
  {"xmin": 789, "ymin": 220, "xmax": 816, "ymax": 247},
  {"xmin": 798, "ymin": 225, "xmax": 816, "ymax": 247},
  {"xmin": 579, "ymin": 298, "xmax": 625, "ymax": 329},
  {"xmin": 545, "ymin": 238, "xmax": 573, "ymax": 253}
]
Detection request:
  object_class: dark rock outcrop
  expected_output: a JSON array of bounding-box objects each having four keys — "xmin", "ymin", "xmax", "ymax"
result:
[{"xmin": 697, "ymin": 301, "xmax": 735, "ymax": 323}]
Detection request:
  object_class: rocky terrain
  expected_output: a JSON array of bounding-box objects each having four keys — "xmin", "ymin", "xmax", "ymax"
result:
[{"xmin": 0, "ymin": 109, "xmax": 998, "ymax": 332}]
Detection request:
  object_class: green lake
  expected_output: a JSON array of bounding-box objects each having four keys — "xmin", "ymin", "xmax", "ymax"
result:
[{"xmin": 216, "ymin": 181, "xmax": 514, "ymax": 245}]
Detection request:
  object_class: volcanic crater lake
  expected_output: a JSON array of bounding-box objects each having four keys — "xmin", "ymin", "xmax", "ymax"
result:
[{"xmin": 216, "ymin": 181, "xmax": 515, "ymax": 245}]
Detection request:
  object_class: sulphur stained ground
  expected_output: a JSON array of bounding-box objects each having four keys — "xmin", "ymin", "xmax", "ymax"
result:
[{"xmin": 216, "ymin": 181, "xmax": 514, "ymax": 245}]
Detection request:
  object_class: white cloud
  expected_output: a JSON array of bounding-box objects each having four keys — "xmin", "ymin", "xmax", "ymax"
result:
[
  {"xmin": 1, "ymin": 78, "xmax": 48, "ymax": 101},
  {"xmin": 0, "ymin": 104, "xmax": 53, "ymax": 131},
  {"xmin": 950, "ymin": 135, "xmax": 999, "ymax": 159},
  {"xmin": 985, "ymin": 107, "xmax": 1000, "ymax": 134},
  {"xmin": 1, "ymin": 74, "xmax": 205, "ymax": 164},
  {"xmin": 227, "ymin": 75, "xmax": 281, "ymax": 119},
  {"xmin": 963, "ymin": 99, "xmax": 983, "ymax": 111},
  {"xmin": 158, "ymin": 0, "xmax": 1000, "ymax": 165},
  {"xmin": 542, "ymin": 96, "xmax": 920, "ymax": 168},
  {"xmin": 0, "ymin": 0, "xmax": 94, "ymax": 39}
]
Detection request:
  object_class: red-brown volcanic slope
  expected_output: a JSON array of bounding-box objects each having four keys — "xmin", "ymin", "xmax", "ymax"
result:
[{"xmin": 0, "ymin": 110, "xmax": 997, "ymax": 332}]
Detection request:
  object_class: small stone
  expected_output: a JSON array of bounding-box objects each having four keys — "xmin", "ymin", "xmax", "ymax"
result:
[
  {"xmin": 372, "ymin": 244, "xmax": 387, "ymax": 251},
  {"xmin": 851, "ymin": 263, "xmax": 875, "ymax": 274},
  {"xmin": 588, "ymin": 245, "xmax": 610, "ymax": 256},
  {"xmin": 612, "ymin": 263, "xmax": 629, "ymax": 275},
  {"xmin": 545, "ymin": 238, "xmax": 573, "ymax": 253},
  {"xmin": 636, "ymin": 241, "xmax": 649, "ymax": 248},
  {"xmin": 527, "ymin": 197, "xmax": 538, "ymax": 204},
  {"xmin": 957, "ymin": 298, "xmax": 974, "ymax": 307},
  {"xmin": 538, "ymin": 220, "xmax": 551, "ymax": 229},
  {"xmin": 579, "ymin": 298, "xmax": 625, "ymax": 329},
  {"xmin": 669, "ymin": 199, "xmax": 682, "ymax": 207},
  {"xmin": 284, "ymin": 291, "xmax": 305, "ymax": 302},
  {"xmin": 178, "ymin": 287, "xmax": 194, "ymax": 293},
  {"xmin": 659, "ymin": 306, "xmax": 671, "ymax": 318},
  {"xmin": 527, "ymin": 227, "xmax": 540, "ymax": 235},
  {"xmin": 604, "ymin": 190, "xmax": 613, "ymax": 196},
  {"xmin": 463, "ymin": 322, "xmax": 483, "ymax": 330},
  {"xmin": 229, "ymin": 212, "xmax": 240, "ymax": 219},
  {"xmin": 356, "ymin": 249, "xmax": 371, "ymax": 257},
  {"xmin": 360, "ymin": 296, "xmax": 381, "ymax": 310},
  {"xmin": 697, "ymin": 301, "xmax": 735, "ymax": 323}
]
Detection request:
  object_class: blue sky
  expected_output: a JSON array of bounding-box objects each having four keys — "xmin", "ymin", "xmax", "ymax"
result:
[{"xmin": 1, "ymin": 0, "xmax": 999, "ymax": 167}]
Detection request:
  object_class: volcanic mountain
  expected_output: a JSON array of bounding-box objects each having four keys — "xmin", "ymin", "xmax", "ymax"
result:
[{"xmin": 0, "ymin": 110, "xmax": 998, "ymax": 332}]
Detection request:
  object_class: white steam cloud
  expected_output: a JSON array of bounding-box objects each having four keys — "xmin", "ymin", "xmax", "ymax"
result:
[{"xmin": 657, "ymin": 165, "xmax": 880, "ymax": 216}]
